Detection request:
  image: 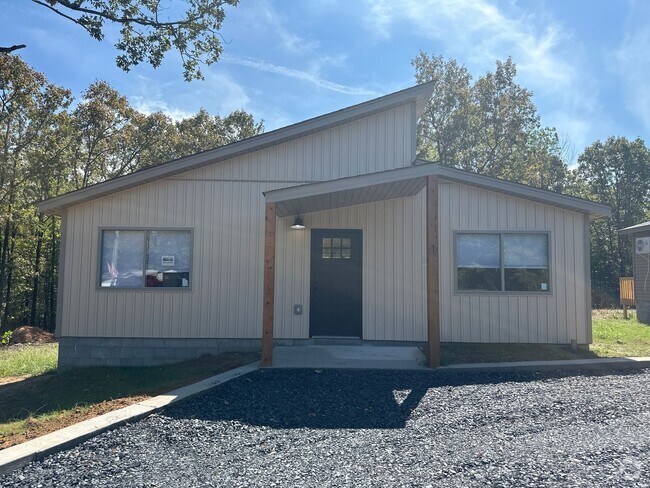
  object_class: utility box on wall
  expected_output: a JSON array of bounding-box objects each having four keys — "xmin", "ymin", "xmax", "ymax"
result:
[{"xmin": 620, "ymin": 222, "xmax": 650, "ymax": 324}]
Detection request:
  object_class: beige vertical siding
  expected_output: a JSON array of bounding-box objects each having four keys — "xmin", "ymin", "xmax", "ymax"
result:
[
  {"xmin": 274, "ymin": 193, "xmax": 427, "ymax": 341},
  {"xmin": 439, "ymin": 182, "xmax": 590, "ymax": 344},
  {"xmin": 59, "ymin": 103, "xmax": 416, "ymax": 339}
]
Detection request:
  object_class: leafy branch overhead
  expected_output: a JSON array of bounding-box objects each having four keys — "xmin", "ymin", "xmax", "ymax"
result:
[{"xmin": 6, "ymin": 0, "xmax": 239, "ymax": 81}]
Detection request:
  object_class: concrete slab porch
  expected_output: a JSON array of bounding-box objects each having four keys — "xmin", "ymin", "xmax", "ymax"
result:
[{"xmin": 271, "ymin": 344, "xmax": 428, "ymax": 370}]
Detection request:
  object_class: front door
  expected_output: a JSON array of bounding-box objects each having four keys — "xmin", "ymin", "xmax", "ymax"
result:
[{"xmin": 310, "ymin": 229, "xmax": 362, "ymax": 337}]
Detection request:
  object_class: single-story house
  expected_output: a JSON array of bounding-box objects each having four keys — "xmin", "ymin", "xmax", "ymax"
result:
[
  {"xmin": 619, "ymin": 221, "xmax": 650, "ymax": 324},
  {"xmin": 38, "ymin": 83, "xmax": 611, "ymax": 368}
]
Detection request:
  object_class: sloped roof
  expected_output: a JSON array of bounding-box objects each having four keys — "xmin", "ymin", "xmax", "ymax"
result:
[
  {"xmin": 619, "ymin": 221, "xmax": 650, "ymax": 235},
  {"xmin": 264, "ymin": 162, "xmax": 611, "ymax": 219},
  {"xmin": 38, "ymin": 82, "xmax": 435, "ymax": 215}
]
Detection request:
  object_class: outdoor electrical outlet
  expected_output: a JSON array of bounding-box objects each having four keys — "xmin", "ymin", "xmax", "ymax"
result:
[{"xmin": 294, "ymin": 304, "xmax": 303, "ymax": 315}]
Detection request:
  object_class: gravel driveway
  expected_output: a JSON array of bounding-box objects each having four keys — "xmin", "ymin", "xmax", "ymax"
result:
[{"xmin": 3, "ymin": 368, "xmax": 650, "ymax": 487}]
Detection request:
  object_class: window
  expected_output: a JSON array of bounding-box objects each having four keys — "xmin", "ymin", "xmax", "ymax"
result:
[
  {"xmin": 100, "ymin": 229, "xmax": 191, "ymax": 288},
  {"xmin": 322, "ymin": 237, "xmax": 352, "ymax": 259},
  {"xmin": 456, "ymin": 232, "xmax": 549, "ymax": 293}
]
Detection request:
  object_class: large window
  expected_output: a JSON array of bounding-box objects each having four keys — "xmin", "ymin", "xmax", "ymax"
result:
[
  {"xmin": 100, "ymin": 229, "xmax": 191, "ymax": 288},
  {"xmin": 456, "ymin": 232, "xmax": 549, "ymax": 293}
]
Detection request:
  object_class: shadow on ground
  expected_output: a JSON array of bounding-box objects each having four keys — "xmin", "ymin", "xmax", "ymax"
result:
[{"xmin": 163, "ymin": 367, "xmax": 647, "ymax": 430}]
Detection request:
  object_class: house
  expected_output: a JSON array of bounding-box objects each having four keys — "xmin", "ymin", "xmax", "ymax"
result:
[
  {"xmin": 619, "ymin": 221, "xmax": 650, "ymax": 324},
  {"xmin": 38, "ymin": 83, "xmax": 611, "ymax": 369}
]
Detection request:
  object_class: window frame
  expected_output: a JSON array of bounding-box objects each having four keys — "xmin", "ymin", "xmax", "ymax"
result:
[
  {"xmin": 453, "ymin": 230, "xmax": 552, "ymax": 295},
  {"xmin": 97, "ymin": 227, "xmax": 194, "ymax": 292}
]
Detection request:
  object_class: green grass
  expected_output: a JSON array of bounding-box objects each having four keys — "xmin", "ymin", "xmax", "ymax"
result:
[
  {"xmin": 591, "ymin": 309, "xmax": 650, "ymax": 357},
  {"xmin": 0, "ymin": 351, "xmax": 259, "ymax": 448},
  {"xmin": 0, "ymin": 343, "xmax": 58, "ymax": 378}
]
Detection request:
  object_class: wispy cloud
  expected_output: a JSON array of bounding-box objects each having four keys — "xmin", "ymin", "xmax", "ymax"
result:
[
  {"xmin": 129, "ymin": 72, "xmax": 251, "ymax": 120},
  {"xmin": 362, "ymin": 0, "xmax": 600, "ymax": 154},
  {"xmin": 222, "ymin": 54, "xmax": 379, "ymax": 96},
  {"xmin": 363, "ymin": 0, "xmax": 575, "ymax": 89},
  {"xmin": 615, "ymin": 2, "xmax": 650, "ymax": 132}
]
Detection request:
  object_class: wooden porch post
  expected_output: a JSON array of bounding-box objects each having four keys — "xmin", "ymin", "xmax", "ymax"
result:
[
  {"xmin": 261, "ymin": 202, "xmax": 276, "ymax": 366},
  {"xmin": 426, "ymin": 175, "xmax": 440, "ymax": 368}
]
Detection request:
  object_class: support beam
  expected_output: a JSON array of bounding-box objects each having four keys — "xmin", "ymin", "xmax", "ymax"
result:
[
  {"xmin": 426, "ymin": 175, "xmax": 440, "ymax": 368},
  {"xmin": 261, "ymin": 203, "xmax": 276, "ymax": 366}
]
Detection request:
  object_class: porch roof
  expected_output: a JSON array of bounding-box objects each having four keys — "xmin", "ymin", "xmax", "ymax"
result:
[{"xmin": 263, "ymin": 161, "xmax": 611, "ymax": 219}]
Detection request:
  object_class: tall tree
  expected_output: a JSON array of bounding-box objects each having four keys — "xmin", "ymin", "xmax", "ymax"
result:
[
  {"xmin": 0, "ymin": 55, "xmax": 72, "ymax": 330},
  {"xmin": 414, "ymin": 52, "xmax": 567, "ymax": 189},
  {"xmin": 3, "ymin": 0, "xmax": 239, "ymax": 81},
  {"xmin": 574, "ymin": 136, "xmax": 650, "ymax": 305}
]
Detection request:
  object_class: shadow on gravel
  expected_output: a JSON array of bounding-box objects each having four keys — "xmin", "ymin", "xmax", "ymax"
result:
[{"xmin": 163, "ymin": 367, "xmax": 648, "ymax": 430}]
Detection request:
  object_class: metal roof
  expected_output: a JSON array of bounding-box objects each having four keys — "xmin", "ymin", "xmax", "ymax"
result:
[
  {"xmin": 38, "ymin": 83, "xmax": 435, "ymax": 215},
  {"xmin": 264, "ymin": 162, "xmax": 611, "ymax": 219},
  {"xmin": 619, "ymin": 221, "xmax": 650, "ymax": 235}
]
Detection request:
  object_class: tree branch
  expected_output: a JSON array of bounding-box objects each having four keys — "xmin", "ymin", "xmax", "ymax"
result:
[
  {"xmin": 33, "ymin": 0, "xmax": 208, "ymax": 28},
  {"xmin": 0, "ymin": 45, "xmax": 27, "ymax": 53}
]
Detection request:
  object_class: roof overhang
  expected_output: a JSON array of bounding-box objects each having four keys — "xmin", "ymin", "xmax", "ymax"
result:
[
  {"xmin": 619, "ymin": 221, "xmax": 650, "ymax": 235},
  {"xmin": 264, "ymin": 162, "xmax": 612, "ymax": 219},
  {"xmin": 38, "ymin": 83, "xmax": 435, "ymax": 216}
]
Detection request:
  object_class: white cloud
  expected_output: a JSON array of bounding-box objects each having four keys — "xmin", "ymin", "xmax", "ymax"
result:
[
  {"xmin": 222, "ymin": 54, "xmax": 379, "ymax": 96},
  {"xmin": 362, "ymin": 0, "xmax": 602, "ymax": 158},
  {"xmin": 363, "ymin": 0, "xmax": 575, "ymax": 89},
  {"xmin": 129, "ymin": 72, "xmax": 251, "ymax": 120},
  {"xmin": 615, "ymin": 4, "xmax": 650, "ymax": 131},
  {"xmin": 131, "ymin": 97, "xmax": 193, "ymax": 121}
]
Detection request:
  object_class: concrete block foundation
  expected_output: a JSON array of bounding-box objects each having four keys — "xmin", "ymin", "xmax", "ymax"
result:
[{"xmin": 58, "ymin": 337, "xmax": 262, "ymax": 369}]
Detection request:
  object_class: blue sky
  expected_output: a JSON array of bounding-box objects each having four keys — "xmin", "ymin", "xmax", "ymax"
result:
[{"xmin": 2, "ymin": 0, "xmax": 649, "ymax": 162}]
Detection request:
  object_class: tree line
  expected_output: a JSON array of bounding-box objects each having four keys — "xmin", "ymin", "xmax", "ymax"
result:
[
  {"xmin": 0, "ymin": 54, "xmax": 262, "ymax": 332},
  {"xmin": 1, "ymin": 52, "xmax": 648, "ymax": 332}
]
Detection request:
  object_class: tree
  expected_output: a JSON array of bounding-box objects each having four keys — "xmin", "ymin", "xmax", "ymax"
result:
[
  {"xmin": 3, "ymin": 0, "xmax": 239, "ymax": 81},
  {"xmin": 0, "ymin": 55, "xmax": 72, "ymax": 330},
  {"xmin": 0, "ymin": 56, "xmax": 264, "ymax": 331},
  {"xmin": 414, "ymin": 53, "xmax": 567, "ymax": 190},
  {"xmin": 574, "ymin": 136, "xmax": 650, "ymax": 306},
  {"xmin": 171, "ymin": 109, "xmax": 264, "ymax": 159}
]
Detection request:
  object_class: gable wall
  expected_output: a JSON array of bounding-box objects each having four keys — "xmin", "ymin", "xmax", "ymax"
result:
[
  {"xmin": 58, "ymin": 103, "xmax": 416, "ymax": 339},
  {"xmin": 439, "ymin": 182, "xmax": 591, "ymax": 344}
]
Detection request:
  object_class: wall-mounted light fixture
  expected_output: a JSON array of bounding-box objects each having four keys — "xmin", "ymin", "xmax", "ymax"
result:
[{"xmin": 291, "ymin": 215, "xmax": 306, "ymax": 230}]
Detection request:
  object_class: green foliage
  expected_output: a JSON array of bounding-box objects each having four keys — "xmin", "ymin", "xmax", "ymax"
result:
[
  {"xmin": 0, "ymin": 55, "xmax": 263, "ymax": 333},
  {"xmin": 573, "ymin": 137, "xmax": 650, "ymax": 305},
  {"xmin": 28, "ymin": 0, "xmax": 239, "ymax": 81},
  {"xmin": 1, "ymin": 330, "xmax": 12, "ymax": 346},
  {"xmin": 413, "ymin": 52, "xmax": 568, "ymax": 191}
]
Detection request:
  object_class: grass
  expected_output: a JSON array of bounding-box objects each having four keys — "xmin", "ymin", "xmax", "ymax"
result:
[
  {"xmin": 591, "ymin": 309, "xmax": 650, "ymax": 357},
  {"xmin": 0, "ymin": 343, "xmax": 58, "ymax": 378},
  {"xmin": 0, "ymin": 350, "xmax": 259, "ymax": 449}
]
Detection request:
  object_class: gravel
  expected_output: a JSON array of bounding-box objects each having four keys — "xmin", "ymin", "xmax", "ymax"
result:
[{"xmin": 3, "ymin": 367, "xmax": 650, "ymax": 487}]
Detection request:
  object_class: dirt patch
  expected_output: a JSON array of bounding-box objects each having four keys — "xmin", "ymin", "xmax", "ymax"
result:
[
  {"xmin": 0, "ymin": 395, "xmax": 150, "ymax": 450},
  {"xmin": 592, "ymin": 308, "xmax": 637, "ymax": 320},
  {"xmin": 0, "ymin": 376, "xmax": 28, "ymax": 386},
  {"xmin": 8, "ymin": 326, "xmax": 55, "ymax": 346}
]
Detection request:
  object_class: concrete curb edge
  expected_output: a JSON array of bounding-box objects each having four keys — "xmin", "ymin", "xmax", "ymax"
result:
[{"xmin": 0, "ymin": 361, "xmax": 259, "ymax": 476}]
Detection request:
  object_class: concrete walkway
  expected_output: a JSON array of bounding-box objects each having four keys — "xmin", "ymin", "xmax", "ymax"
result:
[{"xmin": 272, "ymin": 345, "xmax": 428, "ymax": 369}]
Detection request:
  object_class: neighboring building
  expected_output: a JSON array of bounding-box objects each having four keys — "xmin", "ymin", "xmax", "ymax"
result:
[
  {"xmin": 619, "ymin": 221, "xmax": 650, "ymax": 324},
  {"xmin": 38, "ymin": 83, "xmax": 611, "ymax": 368}
]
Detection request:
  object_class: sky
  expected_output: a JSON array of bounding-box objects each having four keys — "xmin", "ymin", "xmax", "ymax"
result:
[{"xmin": 2, "ymin": 0, "xmax": 649, "ymax": 163}]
